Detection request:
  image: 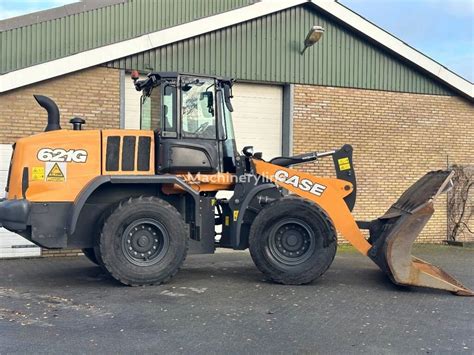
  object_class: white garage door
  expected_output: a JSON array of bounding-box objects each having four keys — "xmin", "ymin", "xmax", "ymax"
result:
[
  {"xmin": 123, "ymin": 78, "xmax": 283, "ymax": 160},
  {"xmin": 0, "ymin": 145, "xmax": 41, "ymax": 258},
  {"xmin": 218, "ymin": 82, "xmax": 283, "ymax": 201},
  {"xmin": 231, "ymin": 83, "xmax": 282, "ymax": 159}
]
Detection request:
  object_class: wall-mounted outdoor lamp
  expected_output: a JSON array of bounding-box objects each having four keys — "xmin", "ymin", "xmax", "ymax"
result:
[{"xmin": 300, "ymin": 26, "xmax": 325, "ymax": 55}]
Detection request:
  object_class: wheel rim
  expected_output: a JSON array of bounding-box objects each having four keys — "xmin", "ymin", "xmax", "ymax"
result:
[
  {"xmin": 266, "ymin": 218, "xmax": 316, "ymax": 267},
  {"xmin": 121, "ymin": 218, "xmax": 170, "ymax": 266}
]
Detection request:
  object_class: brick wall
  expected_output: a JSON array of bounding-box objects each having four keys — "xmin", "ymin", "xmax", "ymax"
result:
[
  {"xmin": 293, "ymin": 85, "xmax": 474, "ymax": 243},
  {"xmin": 0, "ymin": 66, "xmax": 120, "ymax": 144},
  {"xmin": 0, "ymin": 66, "xmax": 120, "ymax": 256}
]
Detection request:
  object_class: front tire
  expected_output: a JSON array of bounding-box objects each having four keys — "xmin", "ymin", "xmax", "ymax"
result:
[
  {"xmin": 249, "ymin": 197, "xmax": 337, "ymax": 285},
  {"xmin": 99, "ymin": 196, "xmax": 188, "ymax": 286}
]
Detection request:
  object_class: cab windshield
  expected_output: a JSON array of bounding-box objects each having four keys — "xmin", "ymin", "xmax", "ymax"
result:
[{"xmin": 181, "ymin": 76, "xmax": 216, "ymax": 139}]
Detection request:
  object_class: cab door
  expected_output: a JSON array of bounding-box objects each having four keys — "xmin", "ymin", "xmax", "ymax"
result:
[{"xmin": 142, "ymin": 76, "xmax": 221, "ymax": 174}]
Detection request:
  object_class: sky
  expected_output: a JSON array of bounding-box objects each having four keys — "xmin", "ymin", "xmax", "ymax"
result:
[{"xmin": 0, "ymin": 0, "xmax": 472, "ymax": 82}]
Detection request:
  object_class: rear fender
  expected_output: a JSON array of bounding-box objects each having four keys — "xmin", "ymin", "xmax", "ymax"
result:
[{"xmin": 69, "ymin": 175, "xmax": 201, "ymax": 235}]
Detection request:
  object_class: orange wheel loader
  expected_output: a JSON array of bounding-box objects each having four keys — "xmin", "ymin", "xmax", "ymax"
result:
[{"xmin": 1, "ymin": 72, "xmax": 472, "ymax": 295}]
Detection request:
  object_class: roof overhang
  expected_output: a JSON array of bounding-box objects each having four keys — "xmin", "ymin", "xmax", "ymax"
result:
[
  {"xmin": 0, "ymin": 0, "xmax": 472, "ymax": 99},
  {"xmin": 311, "ymin": 0, "xmax": 473, "ymax": 99}
]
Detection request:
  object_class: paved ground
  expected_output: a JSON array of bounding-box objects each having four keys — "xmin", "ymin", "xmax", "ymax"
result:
[{"xmin": 0, "ymin": 245, "xmax": 472, "ymax": 354}]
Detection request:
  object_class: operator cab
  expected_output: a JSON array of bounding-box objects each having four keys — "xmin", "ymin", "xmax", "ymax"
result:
[{"xmin": 133, "ymin": 72, "xmax": 238, "ymax": 174}]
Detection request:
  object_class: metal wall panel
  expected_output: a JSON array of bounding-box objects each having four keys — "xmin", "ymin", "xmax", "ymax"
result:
[
  {"xmin": 107, "ymin": 5, "xmax": 452, "ymax": 95},
  {"xmin": 0, "ymin": 0, "xmax": 255, "ymax": 74}
]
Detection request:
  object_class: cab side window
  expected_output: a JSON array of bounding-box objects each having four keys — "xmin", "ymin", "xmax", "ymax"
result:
[
  {"xmin": 162, "ymin": 84, "xmax": 177, "ymax": 137},
  {"xmin": 140, "ymin": 87, "xmax": 161, "ymax": 130},
  {"xmin": 140, "ymin": 83, "xmax": 177, "ymax": 138}
]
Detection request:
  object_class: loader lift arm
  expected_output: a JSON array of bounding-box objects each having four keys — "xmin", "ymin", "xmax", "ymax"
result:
[{"xmin": 269, "ymin": 144, "xmax": 357, "ymax": 211}]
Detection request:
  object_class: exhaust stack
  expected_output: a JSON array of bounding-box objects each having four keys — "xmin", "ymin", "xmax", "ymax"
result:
[{"xmin": 33, "ymin": 95, "xmax": 61, "ymax": 132}]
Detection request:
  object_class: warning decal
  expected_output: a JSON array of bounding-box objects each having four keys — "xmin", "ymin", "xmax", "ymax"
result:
[
  {"xmin": 45, "ymin": 162, "xmax": 66, "ymax": 182},
  {"xmin": 338, "ymin": 157, "xmax": 351, "ymax": 171},
  {"xmin": 32, "ymin": 167, "xmax": 45, "ymax": 181}
]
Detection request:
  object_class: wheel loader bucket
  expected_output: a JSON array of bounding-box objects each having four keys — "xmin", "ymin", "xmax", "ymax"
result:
[{"xmin": 367, "ymin": 170, "xmax": 474, "ymax": 296}]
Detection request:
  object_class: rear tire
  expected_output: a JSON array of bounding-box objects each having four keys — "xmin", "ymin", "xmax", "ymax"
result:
[
  {"xmin": 82, "ymin": 248, "xmax": 99, "ymax": 265},
  {"xmin": 249, "ymin": 197, "xmax": 337, "ymax": 285},
  {"xmin": 99, "ymin": 196, "xmax": 188, "ymax": 286}
]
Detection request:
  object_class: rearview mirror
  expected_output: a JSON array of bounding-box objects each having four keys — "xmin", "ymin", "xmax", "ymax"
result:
[
  {"xmin": 200, "ymin": 91, "xmax": 214, "ymax": 116},
  {"xmin": 222, "ymin": 83, "xmax": 234, "ymax": 112}
]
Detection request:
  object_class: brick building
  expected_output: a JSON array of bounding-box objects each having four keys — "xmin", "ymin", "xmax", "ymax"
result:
[{"xmin": 0, "ymin": 0, "xmax": 472, "ymax": 258}]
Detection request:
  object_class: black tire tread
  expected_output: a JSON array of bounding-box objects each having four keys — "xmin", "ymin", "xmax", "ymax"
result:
[
  {"xmin": 93, "ymin": 202, "xmax": 122, "ymax": 270},
  {"xmin": 249, "ymin": 196, "xmax": 337, "ymax": 285},
  {"xmin": 99, "ymin": 196, "xmax": 188, "ymax": 286}
]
